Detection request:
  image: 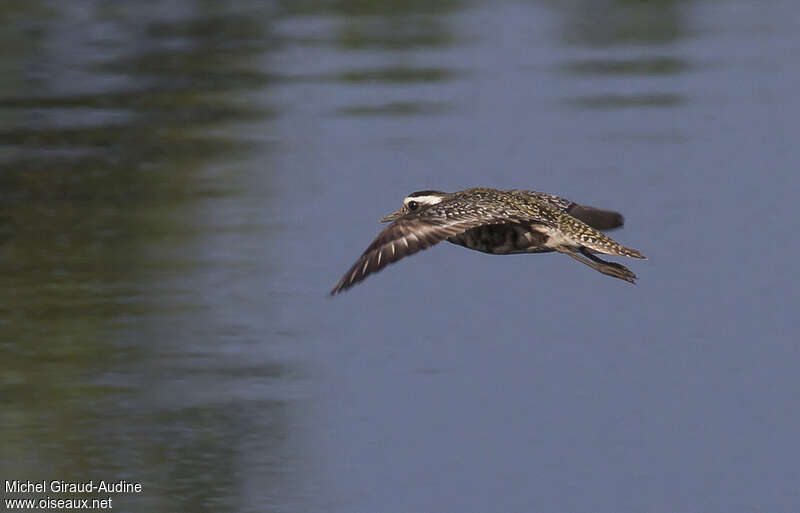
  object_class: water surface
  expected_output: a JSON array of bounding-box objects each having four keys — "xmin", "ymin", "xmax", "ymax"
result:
[{"xmin": 1, "ymin": 1, "xmax": 798, "ymax": 512}]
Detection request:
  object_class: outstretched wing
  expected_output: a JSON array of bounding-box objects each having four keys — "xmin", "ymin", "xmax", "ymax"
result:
[{"xmin": 330, "ymin": 216, "xmax": 488, "ymax": 295}]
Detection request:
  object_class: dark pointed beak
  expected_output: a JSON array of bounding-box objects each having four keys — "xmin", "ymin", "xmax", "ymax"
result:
[{"xmin": 379, "ymin": 209, "xmax": 404, "ymax": 223}]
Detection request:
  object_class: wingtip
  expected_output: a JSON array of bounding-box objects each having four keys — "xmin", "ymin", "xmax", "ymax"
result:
[{"xmin": 330, "ymin": 277, "xmax": 353, "ymax": 296}]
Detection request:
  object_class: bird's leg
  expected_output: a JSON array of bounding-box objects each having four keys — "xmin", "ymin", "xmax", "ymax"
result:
[{"xmin": 556, "ymin": 247, "xmax": 638, "ymax": 284}]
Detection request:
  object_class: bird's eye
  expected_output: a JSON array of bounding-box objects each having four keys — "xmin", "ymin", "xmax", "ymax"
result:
[{"xmin": 407, "ymin": 201, "xmax": 419, "ymax": 210}]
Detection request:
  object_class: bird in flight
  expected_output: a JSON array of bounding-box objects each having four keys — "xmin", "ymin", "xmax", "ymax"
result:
[{"xmin": 330, "ymin": 187, "xmax": 645, "ymax": 295}]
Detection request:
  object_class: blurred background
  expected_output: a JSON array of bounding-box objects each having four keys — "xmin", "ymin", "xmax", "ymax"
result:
[{"xmin": 1, "ymin": 0, "xmax": 798, "ymax": 512}]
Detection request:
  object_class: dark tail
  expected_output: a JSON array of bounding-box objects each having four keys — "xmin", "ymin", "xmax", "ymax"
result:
[{"xmin": 567, "ymin": 205, "xmax": 624, "ymax": 231}]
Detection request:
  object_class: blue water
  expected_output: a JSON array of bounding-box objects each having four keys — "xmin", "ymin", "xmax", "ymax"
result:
[{"xmin": 1, "ymin": 1, "xmax": 798, "ymax": 512}]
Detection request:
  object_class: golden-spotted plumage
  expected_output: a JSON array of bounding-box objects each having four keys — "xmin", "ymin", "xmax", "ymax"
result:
[{"xmin": 330, "ymin": 187, "xmax": 645, "ymax": 295}]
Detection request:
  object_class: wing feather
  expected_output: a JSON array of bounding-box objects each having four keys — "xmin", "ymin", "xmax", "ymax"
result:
[{"xmin": 330, "ymin": 217, "xmax": 486, "ymax": 295}]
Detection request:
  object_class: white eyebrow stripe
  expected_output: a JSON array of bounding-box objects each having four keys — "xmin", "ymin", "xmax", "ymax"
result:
[{"xmin": 404, "ymin": 195, "xmax": 443, "ymax": 206}]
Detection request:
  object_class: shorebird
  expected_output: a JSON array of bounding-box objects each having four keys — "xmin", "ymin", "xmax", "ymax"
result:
[{"xmin": 330, "ymin": 187, "xmax": 645, "ymax": 295}]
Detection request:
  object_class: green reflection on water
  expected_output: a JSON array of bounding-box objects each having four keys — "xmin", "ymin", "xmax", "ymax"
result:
[
  {"xmin": 337, "ymin": 66, "xmax": 456, "ymax": 83},
  {"xmin": 0, "ymin": 2, "xmax": 278, "ymax": 511},
  {"xmin": 335, "ymin": 100, "xmax": 449, "ymax": 116},
  {"xmin": 562, "ymin": 56, "xmax": 690, "ymax": 76},
  {"xmin": 552, "ymin": 0, "xmax": 692, "ymax": 114},
  {"xmin": 556, "ymin": 0, "xmax": 685, "ymax": 47}
]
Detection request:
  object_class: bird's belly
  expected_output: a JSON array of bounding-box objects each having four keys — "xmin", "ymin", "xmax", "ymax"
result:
[{"xmin": 448, "ymin": 223, "xmax": 552, "ymax": 254}]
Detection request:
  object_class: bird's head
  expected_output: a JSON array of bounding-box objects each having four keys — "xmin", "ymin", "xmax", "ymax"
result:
[{"xmin": 379, "ymin": 190, "xmax": 447, "ymax": 222}]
